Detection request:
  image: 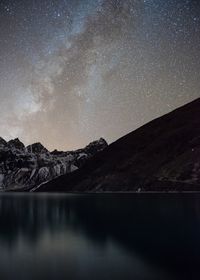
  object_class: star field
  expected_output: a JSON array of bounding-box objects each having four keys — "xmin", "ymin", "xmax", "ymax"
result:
[{"xmin": 0, "ymin": 0, "xmax": 200, "ymax": 150}]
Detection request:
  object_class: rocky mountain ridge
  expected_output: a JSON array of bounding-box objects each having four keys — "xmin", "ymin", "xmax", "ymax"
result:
[{"xmin": 0, "ymin": 137, "xmax": 107, "ymax": 191}]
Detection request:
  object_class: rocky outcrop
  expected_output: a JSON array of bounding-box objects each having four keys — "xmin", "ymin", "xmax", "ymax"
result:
[
  {"xmin": 26, "ymin": 142, "xmax": 49, "ymax": 154},
  {"xmin": 35, "ymin": 98, "xmax": 200, "ymax": 192},
  {"xmin": 8, "ymin": 138, "xmax": 25, "ymax": 151},
  {"xmin": 0, "ymin": 138, "xmax": 107, "ymax": 191}
]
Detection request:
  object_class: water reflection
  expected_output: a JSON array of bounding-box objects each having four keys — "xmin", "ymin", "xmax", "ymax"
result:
[{"xmin": 0, "ymin": 193, "xmax": 200, "ymax": 280}]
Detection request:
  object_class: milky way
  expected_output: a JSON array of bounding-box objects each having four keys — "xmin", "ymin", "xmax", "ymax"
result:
[{"xmin": 0, "ymin": 0, "xmax": 200, "ymax": 150}]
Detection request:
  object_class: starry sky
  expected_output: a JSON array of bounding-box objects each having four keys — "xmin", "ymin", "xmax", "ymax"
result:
[{"xmin": 0, "ymin": 0, "xmax": 200, "ymax": 150}]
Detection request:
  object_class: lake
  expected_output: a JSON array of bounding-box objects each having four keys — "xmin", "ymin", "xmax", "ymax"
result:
[{"xmin": 0, "ymin": 193, "xmax": 200, "ymax": 280}]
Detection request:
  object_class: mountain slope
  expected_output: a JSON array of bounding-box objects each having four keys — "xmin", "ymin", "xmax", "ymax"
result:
[{"xmin": 35, "ymin": 98, "xmax": 200, "ymax": 192}]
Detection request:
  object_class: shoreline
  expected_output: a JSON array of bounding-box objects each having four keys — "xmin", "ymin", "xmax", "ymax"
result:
[{"xmin": 1, "ymin": 190, "xmax": 200, "ymax": 195}]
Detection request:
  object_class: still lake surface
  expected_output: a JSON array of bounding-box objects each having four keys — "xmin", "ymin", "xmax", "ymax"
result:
[{"xmin": 0, "ymin": 193, "xmax": 200, "ymax": 280}]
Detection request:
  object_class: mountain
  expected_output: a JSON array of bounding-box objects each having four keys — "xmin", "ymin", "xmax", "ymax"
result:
[
  {"xmin": 0, "ymin": 138, "xmax": 107, "ymax": 191},
  {"xmin": 35, "ymin": 98, "xmax": 200, "ymax": 192}
]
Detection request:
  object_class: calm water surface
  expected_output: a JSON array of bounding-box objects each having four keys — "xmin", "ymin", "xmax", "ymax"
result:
[{"xmin": 0, "ymin": 193, "xmax": 200, "ymax": 280}]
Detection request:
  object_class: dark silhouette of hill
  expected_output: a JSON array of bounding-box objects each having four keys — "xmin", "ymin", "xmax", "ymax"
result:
[{"xmin": 35, "ymin": 98, "xmax": 200, "ymax": 192}]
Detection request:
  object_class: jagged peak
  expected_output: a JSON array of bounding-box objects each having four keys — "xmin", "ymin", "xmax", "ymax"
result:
[
  {"xmin": 83, "ymin": 138, "xmax": 108, "ymax": 155},
  {"xmin": 8, "ymin": 138, "xmax": 25, "ymax": 150},
  {"xmin": 98, "ymin": 137, "xmax": 108, "ymax": 145},
  {"xmin": 26, "ymin": 142, "xmax": 49, "ymax": 154},
  {"xmin": 86, "ymin": 138, "xmax": 108, "ymax": 148}
]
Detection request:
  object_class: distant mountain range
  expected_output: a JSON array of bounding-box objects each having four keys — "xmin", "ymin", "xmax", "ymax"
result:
[
  {"xmin": 0, "ymin": 137, "xmax": 107, "ymax": 191},
  {"xmin": 34, "ymin": 98, "xmax": 200, "ymax": 192}
]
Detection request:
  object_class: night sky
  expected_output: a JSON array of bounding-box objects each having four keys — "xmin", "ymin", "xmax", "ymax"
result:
[{"xmin": 0, "ymin": 0, "xmax": 200, "ymax": 150}]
